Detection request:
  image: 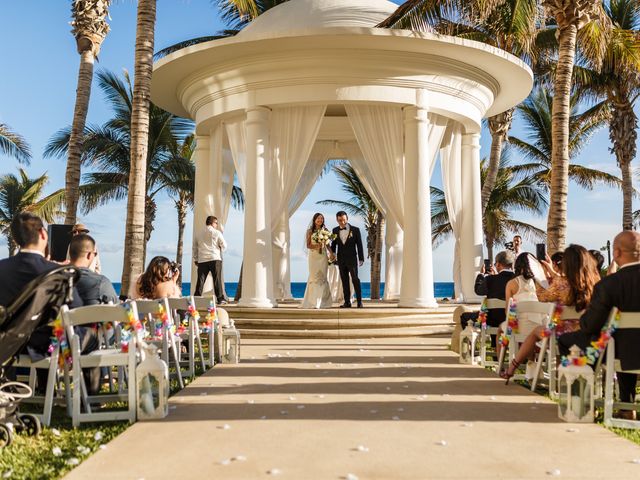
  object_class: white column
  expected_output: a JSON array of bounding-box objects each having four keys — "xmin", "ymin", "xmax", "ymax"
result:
[
  {"xmin": 460, "ymin": 132, "xmax": 483, "ymax": 303},
  {"xmin": 239, "ymin": 107, "xmax": 276, "ymax": 308},
  {"xmin": 190, "ymin": 135, "xmax": 212, "ymax": 294},
  {"xmin": 382, "ymin": 215, "xmax": 403, "ymax": 301},
  {"xmin": 399, "ymin": 97, "xmax": 437, "ymax": 308},
  {"xmin": 271, "ymin": 209, "xmax": 288, "ymax": 300}
]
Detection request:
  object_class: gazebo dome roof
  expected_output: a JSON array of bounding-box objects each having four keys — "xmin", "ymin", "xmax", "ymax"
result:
[{"xmin": 238, "ymin": 0, "xmax": 398, "ymax": 39}]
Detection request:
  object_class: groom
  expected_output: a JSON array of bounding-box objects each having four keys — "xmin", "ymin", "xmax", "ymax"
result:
[{"xmin": 331, "ymin": 211, "xmax": 365, "ymax": 308}]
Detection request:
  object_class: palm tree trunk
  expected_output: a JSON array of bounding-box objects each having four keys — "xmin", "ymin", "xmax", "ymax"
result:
[
  {"xmin": 370, "ymin": 212, "xmax": 384, "ymax": 300},
  {"xmin": 546, "ymin": 23, "xmax": 577, "ymax": 254},
  {"xmin": 121, "ymin": 0, "xmax": 156, "ymax": 295},
  {"xmin": 175, "ymin": 198, "xmax": 187, "ymax": 288},
  {"xmin": 7, "ymin": 235, "xmax": 17, "ymax": 257},
  {"xmin": 609, "ymin": 97, "xmax": 637, "ymax": 231},
  {"xmin": 143, "ymin": 196, "xmax": 156, "ymax": 264},
  {"xmin": 64, "ymin": 49, "xmax": 95, "ymax": 225},
  {"xmin": 481, "ymin": 109, "xmax": 514, "ymax": 213},
  {"xmin": 234, "ymin": 262, "xmax": 243, "ymax": 302}
]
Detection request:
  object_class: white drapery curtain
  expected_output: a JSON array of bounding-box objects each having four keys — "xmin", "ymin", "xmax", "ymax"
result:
[
  {"xmin": 440, "ymin": 123, "xmax": 464, "ymax": 301},
  {"xmin": 270, "ymin": 106, "xmax": 327, "ymax": 300},
  {"xmin": 208, "ymin": 123, "xmax": 236, "ymax": 226},
  {"xmin": 224, "ymin": 117, "xmax": 247, "ymax": 191}
]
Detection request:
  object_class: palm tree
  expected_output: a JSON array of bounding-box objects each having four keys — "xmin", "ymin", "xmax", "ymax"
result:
[
  {"xmin": 573, "ymin": 0, "xmax": 640, "ymax": 230},
  {"xmin": 509, "ymin": 86, "xmax": 620, "ymax": 190},
  {"xmin": 379, "ymin": 0, "xmax": 544, "ymax": 214},
  {"xmin": 122, "ymin": 0, "xmax": 158, "ymax": 298},
  {"xmin": 0, "ymin": 169, "xmax": 64, "ymax": 255},
  {"xmin": 317, "ymin": 162, "xmax": 384, "ymax": 300},
  {"xmin": 65, "ymin": 0, "xmax": 111, "ymax": 226},
  {"xmin": 44, "ymin": 70, "xmax": 193, "ymax": 257},
  {"xmin": 155, "ymin": 1, "xmax": 289, "ymax": 58},
  {"xmin": 542, "ymin": 0, "xmax": 607, "ymax": 253},
  {"xmin": 0, "ymin": 123, "xmax": 31, "ymax": 164},
  {"xmin": 432, "ymin": 156, "xmax": 547, "ymax": 262}
]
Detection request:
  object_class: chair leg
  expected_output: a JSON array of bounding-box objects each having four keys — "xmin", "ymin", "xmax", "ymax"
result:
[
  {"xmin": 42, "ymin": 349, "xmax": 59, "ymax": 427},
  {"xmin": 531, "ymin": 337, "xmax": 549, "ymax": 392},
  {"xmin": 195, "ymin": 323, "xmax": 206, "ymax": 371},
  {"xmin": 548, "ymin": 336, "xmax": 558, "ymax": 399},
  {"xmin": 128, "ymin": 343, "xmax": 137, "ymax": 424},
  {"xmin": 603, "ymin": 342, "xmax": 615, "ymax": 426},
  {"xmin": 169, "ymin": 333, "xmax": 184, "ymax": 389},
  {"xmin": 188, "ymin": 320, "xmax": 195, "ymax": 378}
]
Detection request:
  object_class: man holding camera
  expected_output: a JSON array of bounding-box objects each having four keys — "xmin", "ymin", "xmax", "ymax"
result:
[{"xmin": 193, "ymin": 216, "xmax": 227, "ymax": 304}]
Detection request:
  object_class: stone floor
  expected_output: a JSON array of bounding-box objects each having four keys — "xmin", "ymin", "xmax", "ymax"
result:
[{"xmin": 66, "ymin": 336, "xmax": 640, "ymax": 479}]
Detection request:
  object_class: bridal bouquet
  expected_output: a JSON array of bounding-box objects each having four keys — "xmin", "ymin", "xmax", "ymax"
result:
[{"xmin": 312, "ymin": 228, "xmax": 336, "ymax": 246}]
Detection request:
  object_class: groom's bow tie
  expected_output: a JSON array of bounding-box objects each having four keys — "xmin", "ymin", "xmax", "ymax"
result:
[{"xmin": 339, "ymin": 227, "xmax": 347, "ymax": 230}]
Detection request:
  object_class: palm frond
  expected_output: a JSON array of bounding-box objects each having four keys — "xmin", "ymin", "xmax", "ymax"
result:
[{"xmin": 0, "ymin": 123, "xmax": 32, "ymax": 164}]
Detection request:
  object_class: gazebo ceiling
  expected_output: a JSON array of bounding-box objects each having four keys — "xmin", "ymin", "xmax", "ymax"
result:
[
  {"xmin": 152, "ymin": 0, "xmax": 533, "ymax": 131},
  {"xmin": 238, "ymin": 0, "xmax": 397, "ymax": 39}
]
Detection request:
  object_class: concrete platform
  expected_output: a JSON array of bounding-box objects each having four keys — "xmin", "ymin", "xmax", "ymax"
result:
[{"xmin": 66, "ymin": 336, "xmax": 640, "ymax": 480}]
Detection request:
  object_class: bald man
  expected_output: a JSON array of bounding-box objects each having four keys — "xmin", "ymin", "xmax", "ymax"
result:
[{"xmin": 559, "ymin": 231, "xmax": 640, "ymax": 416}]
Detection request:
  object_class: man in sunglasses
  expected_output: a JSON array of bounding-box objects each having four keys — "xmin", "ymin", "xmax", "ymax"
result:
[
  {"xmin": 70, "ymin": 223, "xmax": 101, "ymax": 273},
  {"xmin": 68, "ymin": 234, "xmax": 118, "ymax": 306}
]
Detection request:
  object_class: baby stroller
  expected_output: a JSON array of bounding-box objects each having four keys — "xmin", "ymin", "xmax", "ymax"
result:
[{"xmin": 0, "ymin": 266, "xmax": 79, "ymax": 447}]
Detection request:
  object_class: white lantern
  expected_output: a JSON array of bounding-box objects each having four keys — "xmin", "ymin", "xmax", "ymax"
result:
[
  {"xmin": 459, "ymin": 320, "xmax": 479, "ymax": 365},
  {"xmin": 136, "ymin": 343, "xmax": 170, "ymax": 420},
  {"xmin": 558, "ymin": 345, "xmax": 594, "ymax": 423}
]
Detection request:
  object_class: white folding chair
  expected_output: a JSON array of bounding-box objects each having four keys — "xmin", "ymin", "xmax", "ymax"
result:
[
  {"xmin": 62, "ymin": 303, "xmax": 138, "ymax": 427},
  {"xmin": 191, "ymin": 296, "xmax": 219, "ymax": 368},
  {"xmin": 135, "ymin": 298, "xmax": 183, "ymax": 389},
  {"xmin": 531, "ymin": 305, "xmax": 581, "ymax": 395},
  {"xmin": 13, "ymin": 346, "xmax": 65, "ymax": 427},
  {"xmin": 600, "ymin": 308, "xmax": 640, "ymax": 428},
  {"xmin": 498, "ymin": 301, "xmax": 555, "ymax": 381},
  {"xmin": 167, "ymin": 297, "xmax": 206, "ymax": 377},
  {"xmin": 479, "ymin": 298, "xmax": 506, "ymax": 368}
]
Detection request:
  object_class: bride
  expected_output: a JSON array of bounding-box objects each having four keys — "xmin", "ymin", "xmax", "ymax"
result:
[{"xmin": 300, "ymin": 213, "xmax": 334, "ymax": 309}]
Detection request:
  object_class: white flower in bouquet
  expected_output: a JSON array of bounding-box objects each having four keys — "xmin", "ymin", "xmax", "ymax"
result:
[{"xmin": 312, "ymin": 228, "xmax": 335, "ymax": 246}]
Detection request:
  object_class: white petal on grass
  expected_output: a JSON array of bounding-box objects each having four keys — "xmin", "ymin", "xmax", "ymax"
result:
[
  {"xmin": 288, "ymin": 396, "xmax": 296, "ymax": 401},
  {"xmin": 2, "ymin": 470, "xmax": 12, "ymax": 479},
  {"xmin": 51, "ymin": 428, "xmax": 61, "ymax": 437},
  {"xmin": 267, "ymin": 468, "xmax": 282, "ymax": 475},
  {"xmin": 435, "ymin": 440, "xmax": 448, "ymax": 446},
  {"xmin": 66, "ymin": 458, "xmax": 80, "ymax": 466},
  {"xmin": 354, "ymin": 445, "xmax": 369, "ymax": 452},
  {"xmin": 219, "ymin": 459, "xmax": 231, "ymax": 466},
  {"xmin": 547, "ymin": 469, "xmax": 561, "ymax": 476},
  {"xmin": 247, "ymin": 400, "xmax": 255, "ymax": 404},
  {"xmin": 631, "ymin": 459, "xmax": 640, "ymax": 464},
  {"xmin": 52, "ymin": 447, "xmax": 62, "ymax": 457},
  {"xmin": 345, "ymin": 474, "xmax": 359, "ymax": 480},
  {"xmin": 219, "ymin": 424, "xmax": 231, "ymax": 430},
  {"xmin": 99, "ymin": 445, "xmax": 107, "ymax": 450},
  {"xmin": 233, "ymin": 455, "xmax": 247, "ymax": 462},
  {"xmin": 566, "ymin": 428, "xmax": 579, "ymax": 433},
  {"xmin": 461, "ymin": 423, "xmax": 473, "ymax": 427},
  {"xmin": 316, "ymin": 394, "xmax": 325, "ymax": 399},
  {"xmin": 94, "ymin": 431, "xmax": 103, "ymax": 441}
]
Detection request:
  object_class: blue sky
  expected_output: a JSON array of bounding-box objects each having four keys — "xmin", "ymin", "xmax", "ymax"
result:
[{"xmin": 0, "ymin": 1, "xmax": 634, "ymax": 284}]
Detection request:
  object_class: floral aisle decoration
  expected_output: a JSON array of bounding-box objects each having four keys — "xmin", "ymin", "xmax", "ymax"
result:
[
  {"xmin": 500, "ymin": 299, "xmax": 518, "ymax": 347},
  {"xmin": 478, "ymin": 299, "xmax": 488, "ymax": 329},
  {"xmin": 560, "ymin": 311, "xmax": 619, "ymax": 367},
  {"xmin": 49, "ymin": 313, "xmax": 71, "ymax": 367},
  {"xmin": 541, "ymin": 303, "xmax": 564, "ymax": 339},
  {"xmin": 203, "ymin": 300, "xmax": 217, "ymax": 333},
  {"xmin": 151, "ymin": 300, "xmax": 172, "ymax": 339},
  {"xmin": 121, "ymin": 302, "xmax": 144, "ymax": 353}
]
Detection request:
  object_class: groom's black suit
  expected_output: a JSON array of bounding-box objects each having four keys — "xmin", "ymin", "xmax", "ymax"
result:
[{"xmin": 331, "ymin": 224, "xmax": 365, "ymax": 307}]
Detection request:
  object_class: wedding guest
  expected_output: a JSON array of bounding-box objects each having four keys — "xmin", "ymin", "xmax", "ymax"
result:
[
  {"xmin": 134, "ymin": 256, "xmax": 181, "ymax": 300},
  {"xmin": 69, "ymin": 223, "xmax": 101, "ymax": 273},
  {"xmin": 68, "ymin": 234, "xmax": 118, "ymax": 305},
  {"xmin": 589, "ymin": 249, "xmax": 606, "ymax": 278},
  {"xmin": 460, "ymin": 250, "xmax": 515, "ymax": 328},
  {"xmin": 512, "ymin": 235, "xmax": 523, "ymax": 256},
  {"xmin": 193, "ymin": 216, "xmax": 227, "ymax": 303},
  {"xmin": 558, "ymin": 231, "xmax": 640, "ymax": 418},
  {"xmin": 551, "ymin": 251, "xmax": 564, "ymax": 272},
  {"xmin": 500, "ymin": 245, "xmax": 600, "ymax": 383}
]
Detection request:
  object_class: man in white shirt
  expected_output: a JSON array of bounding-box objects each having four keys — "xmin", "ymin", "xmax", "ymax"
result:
[{"xmin": 193, "ymin": 216, "xmax": 227, "ymax": 303}]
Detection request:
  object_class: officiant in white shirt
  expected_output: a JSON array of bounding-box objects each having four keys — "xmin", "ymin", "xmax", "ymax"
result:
[{"xmin": 193, "ymin": 215, "xmax": 228, "ymax": 304}]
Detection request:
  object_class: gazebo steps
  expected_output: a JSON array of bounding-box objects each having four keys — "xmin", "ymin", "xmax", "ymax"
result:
[{"xmin": 224, "ymin": 301, "xmax": 463, "ymax": 339}]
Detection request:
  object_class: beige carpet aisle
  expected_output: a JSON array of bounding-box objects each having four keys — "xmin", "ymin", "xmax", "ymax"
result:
[{"xmin": 65, "ymin": 336, "xmax": 640, "ymax": 480}]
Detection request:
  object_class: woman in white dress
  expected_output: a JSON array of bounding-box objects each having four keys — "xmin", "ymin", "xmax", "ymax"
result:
[{"xmin": 301, "ymin": 213, "xmax": 334, "ymax": 309}]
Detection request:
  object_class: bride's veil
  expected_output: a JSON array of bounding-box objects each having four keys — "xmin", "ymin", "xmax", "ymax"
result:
[{"xmin": 303, "ymin": 212, "xmax": 327, "ymax": 255}]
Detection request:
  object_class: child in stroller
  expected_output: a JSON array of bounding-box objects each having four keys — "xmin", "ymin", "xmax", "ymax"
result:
[{"xmin": 0, "ymin": 266, "xmax": 79, "ymax": 447}]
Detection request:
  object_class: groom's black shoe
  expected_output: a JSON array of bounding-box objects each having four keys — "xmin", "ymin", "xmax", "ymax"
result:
[
  {"xmin": 340, "ymin": 303, "xmax": 351, "ymax": 308},
  {"xmin": 357, "ymin": 302, "xmax": 363, "ymax": 308}
]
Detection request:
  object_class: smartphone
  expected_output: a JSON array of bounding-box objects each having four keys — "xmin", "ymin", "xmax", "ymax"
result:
[
  {"xmin": 483, "ymin": 259, "xmax": 491, "ymax": 271},
  {"xmin": 536, "ymin": 243, "xmax": 546, "ymax": 262}
]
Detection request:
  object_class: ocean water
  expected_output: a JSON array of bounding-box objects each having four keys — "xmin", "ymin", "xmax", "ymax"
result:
[{"xmin": 113, "ymin": 282, "xmax": 455, "ymax": 299}]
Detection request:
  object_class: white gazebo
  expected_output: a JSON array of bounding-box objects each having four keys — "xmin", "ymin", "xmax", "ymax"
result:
[{"xmin": 151, "ymin": 0, "xmax": 532, "ymax": 308}]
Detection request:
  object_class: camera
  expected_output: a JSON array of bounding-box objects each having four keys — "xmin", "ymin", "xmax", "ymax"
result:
[
  {"xmin": 170, "ymin": 261, "xmax": 181, "ymax": 273},
  {"xmin": 504, "ymin": 241, "xmax": 514, "ymax": 251}
]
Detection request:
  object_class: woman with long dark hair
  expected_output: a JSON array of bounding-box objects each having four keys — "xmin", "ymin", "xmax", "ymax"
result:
[
  {"xmin": 300, "ymin": 213, "xmax": 334, "ymax": 308},
  {"xmin": 501, "ymin": 245, "xmax": 601, "ymax": 382},
  {"xmin": 133, "ymin": 256, "xmax": 181, "ymax": 299}
]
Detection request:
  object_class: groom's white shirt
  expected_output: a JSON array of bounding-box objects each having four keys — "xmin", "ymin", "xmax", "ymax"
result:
[{"xmin": 339, "ymin": 224, "xmax": 350, "ymax": 244}]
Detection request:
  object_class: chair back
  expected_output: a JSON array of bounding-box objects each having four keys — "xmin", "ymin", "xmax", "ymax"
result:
[
  {"xmin": 485, "ymin": 298, "xmax": 506, "ymax": 310},
  {"xmin": 560, "ymin": 306, "xmax": 582, "ymax": 320},
  {"xmin": 167, "ymin": 297, "xmax": 191, "ymax": 311},
  {"xmin": 62, "ymin": 302, "xmax": 135, "ymax": 327},
  {"xmin": 191, "ymin": 296, "xmax": 216, "ymax": 311},
  {"xmin": 515, "ymin": 301, "xmax": 555, "ymax": 317},
  {"xmin": 614, "ymin": 309, "xmax": 640, "ymax": 329}
]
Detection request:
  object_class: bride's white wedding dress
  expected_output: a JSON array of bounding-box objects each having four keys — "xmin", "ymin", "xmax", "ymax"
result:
[{"xmin": 301, "ymin": 246, "xmax": 333, "ymax": 309}]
